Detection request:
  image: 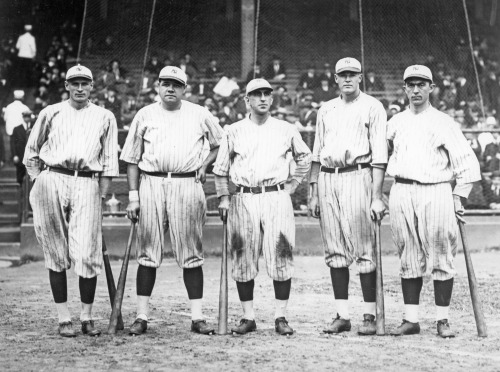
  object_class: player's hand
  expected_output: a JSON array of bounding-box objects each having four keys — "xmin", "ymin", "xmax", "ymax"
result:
[
  {"xmin": 126, "ymin": 201, "xmax": 140, "ymax": 223},
  {"xmin": 308, "ymin": 195, "xmax": 320, "ymax": 218},
  {"xmin": 12, "ymin": 156, "xmax": 20, "ymax": 165},
  {"xmin": 370, "ymin": 198, "xmax": 386, "ymax": 221},
  {"xmin": 284, "ymin": 179, "xmax": 300, "ymax": 195},
  {"xmin": 218, "ymin": 195, "xmax": 230, "ymax": 222},
  {"xmin": 453, "ymin": 195, "xmax": 466, "ymax": 224},
  {"xmin": 196, "ymin": 167, "xmax": 207, "ymax": 184}
]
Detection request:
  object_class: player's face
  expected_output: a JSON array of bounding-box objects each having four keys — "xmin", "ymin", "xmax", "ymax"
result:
[
  {"xmin": 65, "ymin": 78, "xmax": 92, "ymax": 104},
  {"xmin": 158, "ymin": 79, "xmax": 186, "ymax": 108},
  {"xmin": 404, "ymin": 78, "xmax": 435, "ymax": 107},
  {"xmin": 246, "ymin": 89, "xmax": 273, "ymax": 115},
  {"xmin": 335, "ymin": 72, "xmax": 362, "ymax": 96}
]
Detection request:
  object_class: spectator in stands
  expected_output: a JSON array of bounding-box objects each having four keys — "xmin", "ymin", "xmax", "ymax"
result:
[
  {"xmin": 3, "ymin": 90, "xmax": 30, "ymax": 137},
  {"xmin": 106, "ymin": 59, "xmax": 132, "ymax": 94},
  {"xmin": 121, "ymin": 92, "xmax": 138, "ymax": 129},
  {"xmin": 246, "ymin": 61, "xmax": 264, "ymax": 83},
  {"xmin": 55, "ymin": 47, "xmax": 67, "ymax": 72},
  {"xmin": 145, "ymin": 54, "xmax": 162, "ymax": 77},
  {"xmin": 11, "ymin": 110, "xmax": 32, "ymax": 184},
  {"xmin": 104, "ymin": 87, "xmax": 123, "ymax": 128},
  {"xmin": 297, "ymin": 91, "xmax": 317, "ymax": 128},
  {"xmin": 313, "ymin": 76, "xmax": 336, "ymax": 106},
  {"xmin": 391, "ymin": 88, "xmax": 409, "ymax": 112},
  {"xmin": 265, "ymin": 55, "xmax": 286, "ymax": 80},
  {"xmin": 178, "ymin": 56, "xmax": 198, "ymax": 79},
  {"xmin": 455, "ymin": 76, "xmax": 473, "ymax": 110},
  {"xmin": 364, "ymin": 70, "xmax": 385, "ymax": 93},
  {"xmin": 483, "ymin": 126, "xmax": 500, "ymax": 173},
  {"xmin": 319, "ymin": 63, "xmax": 334, "ymax": 87},
  {"xmin": 205, "ymin": 58, "xmax": 224, "ymax": 79},
  {"xmin": 183, "ymin": 53, "xmax": 199, "ymax": 74},
  {"xmin": 15, "ymin": 24, "xmax": 36, "ymax": 87},
  {"xmin": 271, "ymin": 85, "xmax": 293, "ymax": 110},
  {"xmin": 387, "ymin": 104, "xmax": 401, "ymax": 120},
  {"xmin": 484, "ymin": 71, "xmax": 500, "ymax": 115},
  {"xmin": 184, "ymin": 84, "xmax": 199, "ymax": 105},
  {"xmin": 297, "ymin": 65, "xmax": 319, "ymax": 92}
]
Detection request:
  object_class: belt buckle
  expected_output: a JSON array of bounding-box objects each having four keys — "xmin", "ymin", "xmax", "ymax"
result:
[{"xmin": 250, "ymin": 186, "xmax": 261, "ymax": 194}]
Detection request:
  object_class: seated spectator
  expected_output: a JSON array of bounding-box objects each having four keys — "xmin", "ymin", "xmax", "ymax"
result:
[
  {"xmin": 105, "ymin": 59, "xmax": 132, "ymax": 94},
  {"xmin": 391, "ymin": 88, "xmax": 409, "ymax": 112},
  {"xmin": 297, "ymin": 65, "xmax": 319, "ymax": 92},
  {"xmin": 104, "ymin": 87, "xmax": 122, "ymax": 127},
  {"xmin": 264, "ymin": 55, "xmax": 286, "ymax": 80},
  {"xmin": 297, "ymin": 91, "xmax": 317, "ymax": 127},
  {"xmin": 387, "ymin": 104, "xmax": 401, "ymax": 120},
  {"xmin": 121, "ymin": 92, "xmax": 138, "ymax": 129},
  {"xmin": 183, "ymin": 53, "xmax": 199, "ymax": 74},
  {"xmin": 483, "ymin": 126, "xmax": 500, "ymax": 173},
  {"xmin": 313, "ymin": 77, "xmax": 336, "ymax": 106},
  {"xmin": 184, "ymin": 84, "xmax": 199, "ymax": 104},
  {"xmin": 271, "ymin": 85, "xmax": 293, "ymax": 110},
  {"xmin": 145, "ymin": 54, "xmax": 161, "ymax": 77},
  {"xmin": 178, "ymin": 56, "xmax": 197, "ymax": 79},
  {"xmin": 246, "ymin": 61, "xmax": 264, "ymax": 83},
  {"xmin": 364, "ymin": 70, "xmax": 385, "ymax": 93},
  {"xmin": 318, "ymin": 62, "xmax": 334, "ymax": 87},
  {"xmin": 205, "ymin": 58, "xmax": 224, "ymax": 79}
]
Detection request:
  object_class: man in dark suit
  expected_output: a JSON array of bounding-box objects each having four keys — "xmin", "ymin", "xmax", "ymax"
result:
[
  {"xmin": 265, "ymin": 56, "xmax": 286, "ymax": 81},
  {"xmin": 11, "ymin": 110, "xmax": 32, "ymax": 184}
]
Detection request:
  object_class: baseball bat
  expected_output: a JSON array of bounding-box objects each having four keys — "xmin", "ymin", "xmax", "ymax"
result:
[
  {"xmin": 102, "ymin": 235, "xmax": 124, "ymax": 330},
  {"xmin": 458, "ymin": 220, "xmax": 487, "ymax": 337},
  {"xmin": 217, "ymin": 211, "xmax": 228, "ymax": 335},
  {"xmin": 108, "ymin": 222, "xmax": 136, "ymax": 335},
  {"xmin": 375, "ymin": 220, "xmax": 385, "ymax": 335}
]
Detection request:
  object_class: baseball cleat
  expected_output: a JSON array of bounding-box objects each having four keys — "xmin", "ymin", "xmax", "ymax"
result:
[
  {"xmin": 323, "ymin": 314, "xmax": 351, "ymax": 334},
  {"xmin": 231, "ymin": 319, "xmax": 257, "ymax": 335},
  {"xmin": 129, "ymin": 318, "xmax": 148, "ymax": 335},
  {"xmin": 390, "ymin": 319, "xmax": 420, "ymax": 336},
  {"xmin": 191, "ymin": 320, "xmax": 215, "ymax": 335},
  {"xmin": 437, "ymin": 319, "xmax": 455, "ymax": 338},
  {"xmin": 58, "ymin": 321, "xmax": 77, "ymax": 338},
  {"xmin": 357, "ymin": 314, "xmax": 376, "ymax": 336},
  {"xmin": 275, "ymin": 317, "xmax": 294, "ymax": 336},
  {"xmin": 81, "ymin": 320, "xmax": 101, "ymax": 336}
]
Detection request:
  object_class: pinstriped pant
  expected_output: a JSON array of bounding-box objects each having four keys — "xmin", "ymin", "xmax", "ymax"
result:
[
  {"xmin": 228, "ymin": 191, "xmax": 295, "ymax": 282},
  {"xmin": 136, "ymin": 174, "xmax": 206, "ymax": 269},
  {"xmin": 317, "ymin": 168, "xmax": 376, "ymax": 274},
  {"xmin": 389, "ymin": 182, "xmax": 458, "ymax": 280},
  {"xmin": 29, "ymin": 169, "xmax": 102, "ymax": 278}
]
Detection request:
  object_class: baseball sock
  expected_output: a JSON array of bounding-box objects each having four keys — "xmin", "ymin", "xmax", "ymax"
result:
[
  {"xmin": 330, "ymin": 268, "xmax": 349, "ymax": 319},
  {"xmin": 434, "ymin": 278, "xmax": 454, "ymax": 321},
  {"xmin": 360, "ymin": 271, "xmax": 376, "ymax": 316},
  {"xmin": 402, "ymin": 277, "xmax": 423, "ymax": 323},
  {"xmin": 183, "ymin": 267, "xmax": 204, "ymax": 320},
  {"xmin": 49, "ymin": 270, "xmax": 71, "ymax": 323},
  {"xmin": 136, "ymin": 265, "xmax": 156, "ymax": 321},
  {"xmin": 273, "ymin": 279, "xmax": 291, "ymax": 319},
  {"xmin": 79, "ymin": 276, "xmax": 97, "ymax": 322},
  {"xmin": 236, "ymin": 280, "xmax": 255, "ymax": 320}
]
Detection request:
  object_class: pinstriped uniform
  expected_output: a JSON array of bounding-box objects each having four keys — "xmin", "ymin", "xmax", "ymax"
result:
[
  {"xmin": 23, "ymin": 100, "xmax": 119, "ymax": 278},
  {"xmin": 213, "ymin": 117, "xmax": 311, "ymax": 282},
  {"xmin": 313, "ymin": 92, "xmax": 388, "ymax": 273},
  {"xmin": 387, "ymin": 106, "xmax": 481, "ymax": 280},
  {"xmin": 120, "ymin": 100, "xmax": 224, "ymax": 268}
]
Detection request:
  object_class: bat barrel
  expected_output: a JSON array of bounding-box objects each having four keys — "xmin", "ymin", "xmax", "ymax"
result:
[
  {"xmin": 218, "ymin": 216, "xmax": 228, "ymax": 335},
  {"xmin": 102, "ymin": 236, "xmax": 124, "ymax": 330},
  {"xmin": 458, "ymin": 221, "xmax": 487, "ymax": 338},
  {"xmin": 375, "ymin": 221, "xmax": 385, "ymax": 335}
]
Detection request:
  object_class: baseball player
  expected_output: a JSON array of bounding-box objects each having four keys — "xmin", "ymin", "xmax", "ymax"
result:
[
  {"xmin": 121, "ymin": 66, "xmax": 224, "ymax": 336},
  {"xmin": 23, "ymin": 64, "xmax": 119, "ymax": 337},
  {"xmin": 308, "ymin": 57, "xmax": 388, "ymax": 335},
  {"xmin": 387, "ymin": 65, "xmax": 480, "ymax": 338},
  {"xmin": 214, "ymin": 78, "xmax": 312, "ymax": 336}
]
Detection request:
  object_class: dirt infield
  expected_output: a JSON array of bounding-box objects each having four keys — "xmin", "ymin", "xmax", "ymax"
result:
[{"xmin": 1, "ymin": 252, "xmax": 499, "ymax": 372}]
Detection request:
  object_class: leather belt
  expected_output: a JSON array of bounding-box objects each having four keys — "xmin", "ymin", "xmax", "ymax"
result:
[
  {"xmin": 321, "ymin": 163, "xmax": 370, "ymax": 174},
  {"xmin": 237, "ymin": 184, "xmax": 285, "ymax": 194},
  {"xmin": 143, "ymin": 171, "xmax": 196, "ymax": 178},
  {"xmin": 395, "ymin": 177, "xmax": 437, "ymax": 185},
  {"xmin": 48, "ymin": 167, "xmax": 99, "ymax": 178}
]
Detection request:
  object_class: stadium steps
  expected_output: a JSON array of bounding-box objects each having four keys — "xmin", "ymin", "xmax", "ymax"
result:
[{"xmin": 0, "ymin": 166, "xmax": 21, "ymax": 246}]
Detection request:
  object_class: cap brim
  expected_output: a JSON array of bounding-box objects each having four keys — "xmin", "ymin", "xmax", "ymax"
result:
[
  {"xmin": 404, "ymin": 74, "xmax": 433, "ymax": 82},
  {"xmin": 247, "ymin": 87, "xmax": 273, "ymax": 95},
  {"xmin": 336, "ymin": 68, "xmax": 361, "ymax": 74},
  {"xmin": 66, "ymin": 75, "xmax": 93, "ymax": 81},
  {"xmin": 159, "ymin": 77, "xmax": 186, "ymax": 85}
]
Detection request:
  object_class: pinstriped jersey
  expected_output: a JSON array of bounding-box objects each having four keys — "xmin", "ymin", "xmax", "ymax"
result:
[
  {"xmin": 386, "ymin": 106, "xmax": 481, "ymax": 185},
  {"xmin": 213, "ymin": 116, "xmax": 312, "ymax": 186},
  {"xmin": 23, "ymin": 100, "xmax": 119, "ymax": 179},
  {"xmin": 120, "ymin": 100, "xmax": 224, "ymax": 173},
  {"xmin": 313, "ymin": 91, "xmax": 388, "ymax": 167}
]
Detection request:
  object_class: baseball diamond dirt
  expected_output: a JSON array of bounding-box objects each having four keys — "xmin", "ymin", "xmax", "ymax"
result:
[{"xmin": 0, "ymin": 251, "xmax": 499, "ymax": 371}]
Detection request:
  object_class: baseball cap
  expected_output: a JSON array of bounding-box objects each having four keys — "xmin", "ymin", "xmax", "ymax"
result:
[
  {"xmin": 335, "ymin": 57, "xmax": 362, "ymax": 74},
  {"xmin": 246, "ymin": 78, "xmax": 273, "ymax": 95},
  {"xmin": 159, "ymin": 66, "xmax": 188, "ymax": 85},
  {"xmin": 403, "ymin": 65, "xmax": 433, "ymax": 82},
  {"xmin": 66, "ymin": 64, "xmax": 93, "ymax": 81},
  {"xmin": 13, "ymin": 90, "xmax": 25, "ymax": 99}
]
